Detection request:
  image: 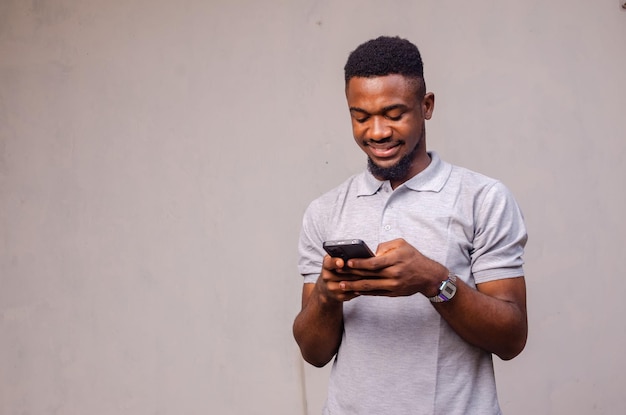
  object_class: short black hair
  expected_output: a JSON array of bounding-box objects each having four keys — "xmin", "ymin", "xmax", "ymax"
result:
[{"xmin": 344, "ymin": 36, "xmax": 426, "ymax": 96}]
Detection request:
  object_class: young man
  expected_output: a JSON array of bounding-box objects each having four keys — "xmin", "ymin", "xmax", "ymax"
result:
[{"xmin": 293, "ymin": 36, "xmax": 528, "ymax": 414}]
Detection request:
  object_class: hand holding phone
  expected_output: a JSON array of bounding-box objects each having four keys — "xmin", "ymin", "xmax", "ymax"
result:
[{"xmin": 323, "ymin": 239, "xmax": 374, "ymax": 261}]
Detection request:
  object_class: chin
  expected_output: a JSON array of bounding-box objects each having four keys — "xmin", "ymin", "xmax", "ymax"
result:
[
  {"xmin": 370, "ymin": 158, "xmax": 399, "ymax": 169},
  {"xmin": 367, "ymin": 143, "xmax": 419, "ymax": 182}
]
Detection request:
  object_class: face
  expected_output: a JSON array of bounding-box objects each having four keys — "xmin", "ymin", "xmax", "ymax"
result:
[{"xmin": 346, "ymin": 74, "xmax": 434, "ymax": 186}]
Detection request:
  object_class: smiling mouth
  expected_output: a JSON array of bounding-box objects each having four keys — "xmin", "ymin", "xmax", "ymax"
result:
[{"xmin": 367, "ymin": 141, "xmax": 402, "ymax": 158}]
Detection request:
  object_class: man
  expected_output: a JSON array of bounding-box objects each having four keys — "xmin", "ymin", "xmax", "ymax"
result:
[{"xmin": 293, "ymin": 36, "xmax": 528, "ymax": 414}]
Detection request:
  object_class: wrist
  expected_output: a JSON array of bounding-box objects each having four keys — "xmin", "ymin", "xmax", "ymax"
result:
[
  {"xmin": 315, "ymin": 279, "xmax": 343, "ymax": 309},
  {"xmin": 423, "ymin": 266, "xmax": 450, "ymax": 297},
  {"xmin": 428, "ymin": 269, "xmax": 458, "ymax": 303}
]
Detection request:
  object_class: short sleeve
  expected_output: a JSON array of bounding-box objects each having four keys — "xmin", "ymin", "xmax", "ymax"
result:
[
  {"xmin": 297, "ymin": 199, "xmax": 326, "ymax": 284},
  {"xmin": 470, "ymin": 181, "xmax": 528, "ymax": 284}
]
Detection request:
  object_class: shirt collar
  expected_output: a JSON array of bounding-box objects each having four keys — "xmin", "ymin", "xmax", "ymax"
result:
[{"xmin": 356, "ymin": 151, "xmax": 452, "ymax": 196}]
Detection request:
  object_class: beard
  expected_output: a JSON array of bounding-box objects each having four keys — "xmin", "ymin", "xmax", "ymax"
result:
[{"xmin": 367, "ymin": 140, "xmax": 420, "ymax": 182}]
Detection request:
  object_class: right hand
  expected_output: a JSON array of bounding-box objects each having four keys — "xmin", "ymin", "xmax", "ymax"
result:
[{"xmin": 316, "ymin": 255, "xmax": 365, "ymax": 303}]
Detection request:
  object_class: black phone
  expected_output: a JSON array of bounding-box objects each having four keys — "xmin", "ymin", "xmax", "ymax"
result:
[{"xmin": 323, "ymin": 239, "xmax": 375, "ymax": 260}]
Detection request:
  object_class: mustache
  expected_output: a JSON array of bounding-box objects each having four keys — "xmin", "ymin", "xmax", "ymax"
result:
[
  {"xmin": 366, "ymin": 137, "xmax": 404, "ymax": 145},
  {"xmin": 368, "ymin": 137, "xmax": 392, "ymax": 143}
]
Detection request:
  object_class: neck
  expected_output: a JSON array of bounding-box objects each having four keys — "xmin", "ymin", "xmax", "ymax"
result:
[{"xmin": 389, "ymin": 151, "xmax": 431, "ymax": 189}]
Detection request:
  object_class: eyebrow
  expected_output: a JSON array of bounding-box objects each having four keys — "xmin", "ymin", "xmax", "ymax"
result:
[{"xmin": 349, "ymin": 104, "xmax": 409, "ymax": 115}]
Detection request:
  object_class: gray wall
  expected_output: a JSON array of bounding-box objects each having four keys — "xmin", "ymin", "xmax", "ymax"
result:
[{"xmin": 1, "ymin": 1, "xmax": 625, "ymax": 414}]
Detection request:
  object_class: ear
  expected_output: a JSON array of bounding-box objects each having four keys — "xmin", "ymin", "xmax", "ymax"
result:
[{"xmin": 422, "ymin": 92, "xmax": 435, "ymax": 120}]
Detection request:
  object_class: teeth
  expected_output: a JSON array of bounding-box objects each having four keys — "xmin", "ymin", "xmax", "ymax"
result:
[
  {"xmin": 370, "ymin": 144, "xmax": 398, "ymax": 152},
  {"xmin": 370, "ymin": 145, "xmax": 398, "ymax": 157},
  {"xmin": 369, "ymin": 144, "xmax": 396, "ymax": 150}
]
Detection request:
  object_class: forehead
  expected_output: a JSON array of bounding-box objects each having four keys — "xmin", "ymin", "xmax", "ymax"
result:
[{"xmin": 346, "ymin": 74, "xmax": 419, "ymax": 109}]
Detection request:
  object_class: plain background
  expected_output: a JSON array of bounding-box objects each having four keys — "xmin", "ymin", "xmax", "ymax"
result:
[{"xmin": 1, "ymin": 1, "xmax": 625, "ymax": 414}]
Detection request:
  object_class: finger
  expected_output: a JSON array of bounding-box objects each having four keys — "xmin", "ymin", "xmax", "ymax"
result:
[
  {"xmin": 354, "ymin": 290, "xmax": 389, "ymax": 297},
  {"xmin": 340, "ymin": 282, "xmax": 391, "ymax": 297},
  {"xmin": 327, "ymin": 281, "xmax": 360, "ymax": 302},
  {"xmin": 324, "ymin": 255, "xmax": 347, "ymax": 271},
  {"xmin": 345, "ymin": 256, "xmax": 386, "ymax": 272},
  {"xmin": 334, "ymin": 268, "xmax": 372, "ymax": 280},
  {"xmin": 375, "ymin": 238, "xmax": 404, "ymax": 254},
  {"xmin": 340, "ymin": 279, "xmax": 387, "ymax": 293}
]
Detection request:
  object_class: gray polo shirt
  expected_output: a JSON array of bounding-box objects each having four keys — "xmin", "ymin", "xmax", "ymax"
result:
[{"xmin": 298, "ymin": 152, "xmax": 527, "ymax": 414}]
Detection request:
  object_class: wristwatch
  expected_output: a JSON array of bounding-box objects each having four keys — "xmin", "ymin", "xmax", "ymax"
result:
[{"xmin": 428, "ymin": 271, "xmax": 457, "ymax": 303}]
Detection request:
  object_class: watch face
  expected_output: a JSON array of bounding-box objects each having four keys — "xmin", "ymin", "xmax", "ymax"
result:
[
  {"xmin": 439, "ymin": 280, "xmax": 457, "ymax": 301},
  {"xmin": 443, "ymin": 283, "xmax": 455, "ymax": 297},
  {"xmin": 429, "ymin": 275, "xmax": 457, "ymax": 302}
]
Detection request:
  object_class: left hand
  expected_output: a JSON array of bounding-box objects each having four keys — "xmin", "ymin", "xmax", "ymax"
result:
[{"xmin": 337, "ymin": 238, "xmax": 448, "ymax": 297}]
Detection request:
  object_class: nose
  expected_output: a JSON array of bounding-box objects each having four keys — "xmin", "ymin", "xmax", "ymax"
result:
[{"xmin": 369, "ymin": 116, "xmax": 391, "ymax": 141}]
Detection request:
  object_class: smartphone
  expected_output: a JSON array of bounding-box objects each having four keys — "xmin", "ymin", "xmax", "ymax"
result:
[{"xmin": 323, "ymin": 239, "xmax": 375, "ymax": 261}]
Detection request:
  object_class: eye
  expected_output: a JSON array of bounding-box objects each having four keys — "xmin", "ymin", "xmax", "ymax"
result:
[
  {"xmin": 385, "ymin": 110, "xmax": 404, "ymax": 121},
  {"xmin": 351, "ymin": 113, "xmax": 370, "ymax": 123}
]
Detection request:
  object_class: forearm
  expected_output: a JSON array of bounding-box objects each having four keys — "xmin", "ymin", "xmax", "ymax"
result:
[
  {"xmin": 293, "ymin": 283, "xmax": 344, "ymax": 367},
  {"xmin": 433, "ymin": 277, "xmax": 528, "ymax": 360}
]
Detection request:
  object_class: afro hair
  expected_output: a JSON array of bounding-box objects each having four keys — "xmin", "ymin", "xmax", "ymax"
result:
[{"xmin": 344, "ymin": 36, "xmax": 425, "ymax": 93}]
